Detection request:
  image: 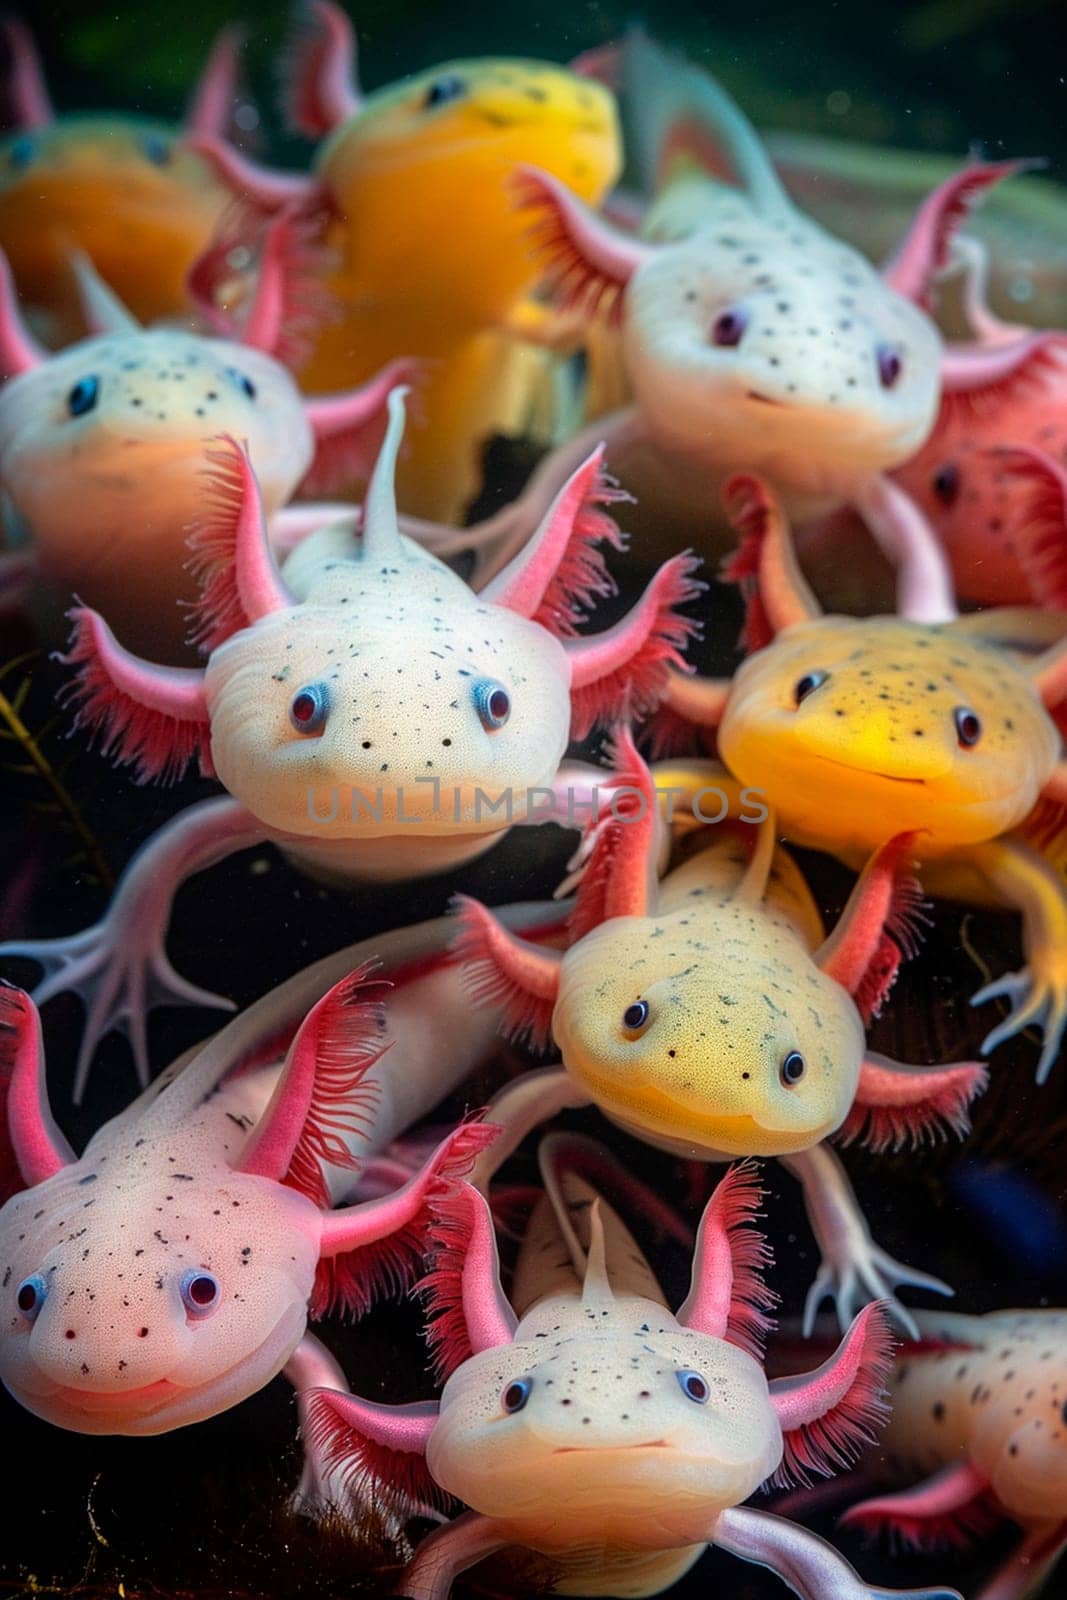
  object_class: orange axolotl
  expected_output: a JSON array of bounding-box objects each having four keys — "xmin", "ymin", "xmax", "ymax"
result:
[
  {"xmin": 0, "ymin": 16, "xmax": 247, "ymax": 340},
  {"xmin": 648, "ymin": 475, "xmax": 1067, "ymax": 1082},
  {"xmin": 186, "ymin": 1, "xmax": 622, "ymax": 522}
]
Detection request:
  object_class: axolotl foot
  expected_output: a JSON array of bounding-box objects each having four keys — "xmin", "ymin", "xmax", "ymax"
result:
[
  {"xmin": 803, "ymin": 1238, "xmax": 952, "ymax": 1343},
  {"xmin": 972, "ymin": 965, "xmax": 1067, "ymax": 1085}
]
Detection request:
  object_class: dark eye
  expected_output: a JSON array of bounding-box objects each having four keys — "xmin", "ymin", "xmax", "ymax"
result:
[
  {"xmin": 712, "ymin": 308, "xmax": 748, "ymax": 347},
  {"xmin": 8, "ymin": 135, "xmax": 35, "ymax": 172},
  {"xmin": 876, "ymin": 343, "xmax": 903, "ymax": 389},
  {"xmin": 676, "ymin": 1370, "xmax": 709, "ymax": 1403},
  {"xmin": 932, "ymin": 463, "xmax": 960, "ymax": 506},
  {"xmin": 179, "ymin": 1269, "xmax": 220, "ymax": 1317},
  {"xmin": 424, "ymin": 75, "xmax": 467, "ymax": 108},
  {"xmin": 289, "ymin": 683, "xmax": 330, "ymax": 734},
  {"xmin": 473, "ymin": 679, "xmax": 510, "ymax": 731},
  {"xmin": 780, "ymin": 1050, "xmax": 805, "ymax": 1085},
  {"xmin": 794, "ymin": 670, "xmax": 828, "ymax": 705},
  {"xmin": 16, "ymin": 1273, "xmax": 47, "ymax": 1320},
  {"xmin": 227, "ymin": 366, "xmax": 256, "ymax": 400},
  {"xmin": 140, "ymin": 134, "xmax": 170, "ymax": 166},
  {"xmin": 954, "ymin": 707, "xmax": 982, "ymax": 748},
  {"xmin": 623, "ymin": 999, "xmax": 650, "ymax": 1033},
  {"xmin": 67, "ymin": 376, "xmax": 100, "ymax": 417},
  {"xmin": 502, "ymin": 1377, "xmax": 532, "ymax": 1413}
]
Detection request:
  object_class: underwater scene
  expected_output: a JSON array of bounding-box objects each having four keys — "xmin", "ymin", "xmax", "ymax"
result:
[{"xmin": 1, "ymin": 1, "xmax": 1066, "ymax": 1596}]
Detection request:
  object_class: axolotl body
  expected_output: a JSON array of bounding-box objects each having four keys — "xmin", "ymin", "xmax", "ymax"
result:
[
  {"xmin": 450, "ymin": 730, "xmax": 984, "ymax": 1334},
  {"xmin": 0, "ymin": 387, "xmax": 699, "ymax": 1096},
  {"xmin": 303, "ymin": 1136, "xmax": 960, "ymax": 1600},
  {"xmin": 0, "ymin": 221, "xmax": 417, "ymax": 659}
]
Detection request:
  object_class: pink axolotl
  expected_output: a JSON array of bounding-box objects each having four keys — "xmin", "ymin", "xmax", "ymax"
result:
[
  {"xmin": 0, "ymin": 213, "xmax": 418, "ymax": 659},
  {"xmin": 301, "ymin": 1135, "xmax": 961, "ymax": 1600},
  {"xmin": 646, "ymin": 475, "xmax": 1067, "ymax": 1082},
  {"xmin": 0, "ymin": 899, "xmax": 566, "ymax": 1437},
  {"xmin": 444, "ymin": 728, "xmax": 985, "ymax": 1336},
  {"xmin": 841, "ymin": 1310, "xmax": 1067, "ymax": 1600},
  {"xmin": 431, "ymin": 28, "xmax": 976, "ymax": 626},
  {"xmin": 0, "ymin": 16, "xmax": 248, "ymax": 342},
  {"xmin": 0, "ymin": 386, "xmax": 700, "ymax": 1097}
]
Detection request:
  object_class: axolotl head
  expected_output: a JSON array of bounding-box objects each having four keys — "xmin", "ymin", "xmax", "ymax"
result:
[
  {"xmin": 967, "ymin": 1312, "xmax": 1067, "ymax": 1526},
  {"xmin": 719, "ymin": 615, "xmax": 1060, "ymax": 859},
  {"xmin": 0, "ymin": 1080, "xmax": 320, "ymax": 1436}
]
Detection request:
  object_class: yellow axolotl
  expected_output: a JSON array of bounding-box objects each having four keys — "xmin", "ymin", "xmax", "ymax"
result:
[
  {"xmin": 445, "ymin": 729, "xmax": 985, "ymax": 1337},
  {"xmin": 0, "ymin": 17, "xmax": 245, "ymax": 341},
  {"xmin": 840, "ymin": 1309, "xmax": 1067, "ymax": 1600},
  {"xmin": 186, "ymin": 0, "xmax": 621, "ymax": 522},
  {"xmin": 299, "ymin": 1136, "xmax": 961, "ymax": 1600},
  {"xmin": 648, "ymin": 475, "xmax": 1067, "ymax": 1083}
]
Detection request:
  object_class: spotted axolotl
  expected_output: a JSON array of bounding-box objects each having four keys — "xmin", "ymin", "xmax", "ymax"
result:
[
  {"xmin": 301, "ymin": 1135, "xmax": 961, "ymax": 1600},
  {"xmin": 0, "ymin": 899, "xmax": 570, "ymax": 1436},
  {"xmin": 0, "ymin": 16, "xmax": 247, "ymax": 341},
  {"xmin": 436, "ymin": 27, "xmax": 964, "ymax": 624},
  {"xmin": 0, "ymin": 217, "xmax": 420, "ymax": 659},
  {"xmin": 0, "ymin": 387, "xmax": 700, "ymax": 1097},
  {"xmin": 186, "ymin": 0, "xmax": 622, "ymax": 521},
  {"xmin": 445, "ymin": 727, "xmax": 984, "ymax": 1335},
  {"xmin": 841, "ymin": 1310, "xmax": 1067, "ymax": 1600},
  {"xmin": 648, "ymin": 474, "xmax": 1067, "ymax": 1082}
]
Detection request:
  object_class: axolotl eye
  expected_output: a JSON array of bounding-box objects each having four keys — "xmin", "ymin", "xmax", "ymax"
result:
[
  {"xmin": 676, "ymin": 1370, "xmax": 709, "ymax": 1403},
  {"xmin": 780, "ymin": 1050, "xmax": 806, "ymax": 1085},
  {"xmin": 876, "ymin": 343, "xmax": 903, "ymax": 389},
  {"xmin": 424, "ymin": 75, "xmax": 467, "ymax": 108},
  {"xmin": 623, "ymin": 999, "xmax": 651, "ymax": 1034},
  {"xmin": 15, "ymin": 1273, "xmax": 47, "ymax": 1321},
  {"xmin": 289, "ymin": 683, "xmax": 330, "ymax": 735},
  {"xmin": 473, "ymin": 679, "xmax": 511, "ymax": 730},
  {"xmin": 226, "ymin": 366, "xmax": 257, "ymax": 401},
  {"xmin": 711, "ymin": 308, "xmax": 748, "ymax": 347},
  {"xmin": 67, "ymin": 376, "xmax": 100, "ymax": 417},
  {"xmin": 502, "ymin": 1377, "xmax": 532, "ymax": 1413},
  {"xmin": 794, "ymin": 670, "xmax": 828, "ymax": 705},
  {"xmin": 954, "ymin": 707, "xmax": 982, "ymax": 748},
  {"xmin": 180, "ymin": 1269, "xmax": 221, "ymax": 1318}
]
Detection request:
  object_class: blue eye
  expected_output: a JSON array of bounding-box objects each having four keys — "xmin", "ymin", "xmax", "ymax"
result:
[
  {"xmin": 780, "ymin": 1050, "xmax": 806, "ymax": 1085},
  {"xmin": 473, "ymin": 679, "xmax": 511, "ymax": 731},
  {"xmin": 179, "ymin": 1269, "xmax": 220, "ymax": 1317},
  {"xmin": 67, "ymin": 376, "xmax": 100, "ymax": 417},
  {"xmin": 676, "ymin": 1370, "xmax": 709, "ymax": 1403},
  {"xmin": 424, "ymin": 75, "xmax": 467, "ymax": 109},
  {"xmin": 7, "ymin": 135, "xmax": 35, "ymax": 172},
  {"xmin": 794, "ymin": 670, "xmax": 828, "ymax": 705},
  {"xmin": 502, "ymin": 1377, "xmax": 532, "ymax": 1413},
  {"xmin": 954, "ymin": 707, "xmax": 982, "ymax": 748},
  {"xmin": 16, "ymin": 1273, "xmax": 47, "ymax": 1320},
  {"xmin": 227, "ymin": 366, "xmax": 257, "ymax": 400},
  {"xmin": 139, "ymin": 134, "xmax": 170, "ymax": 166},
  {"xmin": 623, "ymin": 999, "xmax": 650, "ymax": 1033},
  {"xmin": 289, "ymin": 683, "xmax": 330, "ymax": 735}
]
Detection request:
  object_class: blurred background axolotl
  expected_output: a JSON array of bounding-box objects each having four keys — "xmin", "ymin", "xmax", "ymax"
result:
[
  {"xmin": 0, "ymin": 15, "xmax": 248, "ymax": 342},
  {"xmin": 187, "ymin": 0, "xmax": 623, "ymax": 522},
  {"xmin": 0, "ymin": 388, "xmax": 702, "ymax": 1096}
]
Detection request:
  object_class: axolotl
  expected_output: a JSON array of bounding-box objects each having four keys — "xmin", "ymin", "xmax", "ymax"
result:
[
  {"xmin": 842, "ymin": 1310, "xmax": 1067, "ymax": 1600},
  {"xmin": 441, "ymin": 27, "xmax": 961, "ymax": 625},
  {"xmin": 0, "ymin": 387, "xmax": 700, "ymax": 1097},
  {"xmin": 303, "ymin": 1136, "xmax": 961, "ymax": 1600},
  {"xmin": 448, "ymin": 729, "xmax": 984, "ymax": 1335},
  {"xmin": 0, "ymin": 216, "xmax": 419, "ymax": 660},
  {"xmin": 649, "ymin": 474, "xmax": 1067, "ymax": 1081},
  {"xmin": 187, "ymin": 0, "xmax": 622, "ymax": 521},
  {"xmin": 0, "ymin": 900, "xmax": 568, "ymax": 1436},
  {"xmin": 0, "ymin": 16, "xmax": 246, "ymax": 340}
]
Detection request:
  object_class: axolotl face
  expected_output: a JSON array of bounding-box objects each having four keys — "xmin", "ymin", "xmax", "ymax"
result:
[
  {"xmin": 204, "ymin": 545, "xmax": 573, "ymax": 845},
  {"xmin": 427, "ymin": 1295, "xmax": 781, "ymax": 1539},
  {"xmin": 551, "ymin": 904, "xmax": 865, "ymax": 1159},
  {"xmin": 626, "ymin": 183, "xmax": 942, "ymax": 496},
  {"xmin": 719, "ymin": 616, "xmax": 1059, "ymax": 859},
  {"xmin": 0, "ymin": 1138, "xmax": 320, "ymax": 1434}
]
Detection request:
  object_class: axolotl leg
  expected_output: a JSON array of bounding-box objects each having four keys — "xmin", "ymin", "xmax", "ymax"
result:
[
  {"xmin": 780, "ymin": 1145, "xmax": 951, "ymax": 1341},
  {"xmin": 714, "ymin": 1507, "xmax": 963, "ymax": 1600},
  {"xmin": 399, "ymin": 1514, "xmax": 509, "ymax": 1600},
  {"xmin": 0, "ymin": 796, "xmax": 267, "ymax": 1099}
]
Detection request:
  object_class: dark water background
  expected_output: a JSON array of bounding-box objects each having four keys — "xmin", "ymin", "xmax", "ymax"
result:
[{"xmin": 1, "ymin": 2, "xmax": 1066, "ymax": 1597}]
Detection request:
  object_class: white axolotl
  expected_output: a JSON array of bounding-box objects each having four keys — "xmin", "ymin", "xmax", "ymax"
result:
[
  {"xmin": 0, "ymin": 386, "xmax": 699, "ymax": 1098},
  {"xmin": 301, "ymin": 1134, "xmax": 962, "ymax": 1600},
  {"xmin": 841, "ymin": 1309, "xmax": 1067, "ymax": 1600},
  {"xmin": 0, "ymin": 900, "xmax": 564, "ymax": 1440},
  {"xmin": 0, "ymin": 211, "xmax": 417, "ymax": 660},
  {"xmin": 443, "ymin": 32, "xmax": 1026, "ymax": 627}
]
